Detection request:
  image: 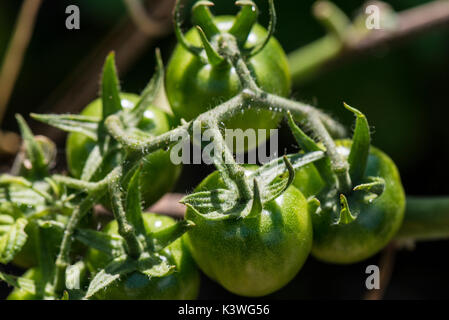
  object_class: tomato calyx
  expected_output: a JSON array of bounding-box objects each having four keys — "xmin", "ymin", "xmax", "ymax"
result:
[
  {"xmin": 181, "ymin": 151, "xmax": 325, "ymax": 221},
  {"xmin": 288, "ymin": 104, "xmax": 388, "ymax": 226},
  {"xmin": 174, "ymin": 0, "xmax": 277, "ymax": 68}
]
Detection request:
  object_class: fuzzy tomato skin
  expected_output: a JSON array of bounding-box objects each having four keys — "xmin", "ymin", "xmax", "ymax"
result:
[
  {"xmin": 166, "ymin": 16, "xmax": 291, "ymax": 150},
  {"xmin": 85, "ymin": 213, "xmax": 200, "ymax": 300},
  {"xmin": 294, "ymin": 140, "xmax": 406, "ymax": 264},
  {"xmin": 66, "ymin": 93, "xmax": 181, "ymax": 209},
  {"xmin": 185, "ymin": 170, "xmax": 312, "ymax": 297}
]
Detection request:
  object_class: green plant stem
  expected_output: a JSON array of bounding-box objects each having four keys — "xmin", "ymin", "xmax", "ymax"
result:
[
  {"xmin": 396, "ymin": 196, "xmax": 449, "ymax": 242},
  {"xmin": 53, "ymin": 169, "xmax": 116, "ymax": 294},
  {"xmin": 248, "ymin": 91, "xmax": 351, "ymax": 192},
  {"xmin": 216, "ymin": 33, "xmax": 351, "ymax": 191},
  {"xmin": 53, "ymin": 190, "xmax": 105, "ymax": 293},
  {"xmin": 208, "ymin": 124, "xmax": 252, "ymax": 200},
  {"xmin": 108, "ymin": 167, "xmax": 142, "ymax": 259}
]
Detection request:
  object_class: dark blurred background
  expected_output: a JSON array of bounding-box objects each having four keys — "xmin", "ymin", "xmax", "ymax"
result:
[{"xmin": 1, "ymin": 0, "xmax": 449, "ymax": 299}]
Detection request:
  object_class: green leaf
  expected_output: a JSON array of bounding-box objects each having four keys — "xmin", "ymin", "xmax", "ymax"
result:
[
  {"xmin": 149, "ymin": 220, "xmax": 195, "ymax": 252},
  {"xmin": 246, "ymin": 179, "xmax": 263, "ymax": 219},
  {"xmin": 101, "ymin": 52, "xmax": 122, "ymax": 119},
  {"xmin": 181, "ymin": 189, "xmax": 241, "ymax": 220},
  {"xmin": 81, "ymin": 145, "xmax": 103, "ymax": 181},
  {"xmin": 125, "ymin": 167, "xmax": 146, "ymax": 236},
  {"xmin": 0, "ymin": 271, "xmax": 37, "ymax": 294},
  {"xmin": 307, "ymin": 197, "xmax": 321, "ymax": 215},
  {"xmin": 137, "ymin": 254, "xmax": 175, "ymax": 278},
  {"xmin": 286, "ymin": 112, "xmax": 335, "ymax": 185},
  {"xmin": 229, "ymin": 1, "xmax": 259, "ymax": 45},
  {"xmin": 0, "ymin": 186, "xmax": 46, "ymax": 208},
  {"xmin": 0, "ymin": 175, "xmax": 32, "ymax": 188},
  {"xmin": 61, "ymin": 291, "xmax": 70, "ymax": 300},
  {"xmin": 353, "ymin": 176, "xmax": 386, "ymax": 202},
  {"xmin": 75, "ymin": 228, "xmax": 125, "ymax": 257},
  {"xmin": 0, "ymin": 214, "xmax": 15, "ymax": 225},
  {"xmin": 0, "ymin": 218, "xmax": 28, "ymax": 264},
  {"xmin": 128, "ymin": 49, "xmax": 165, "ymax": 126},
  {"xmin": 336, "ymin": 194, "xmax": 356, "ymax": 225},
  {"xmin": 31, "ymin": 113, "xmax": 99, "ymax": 141},
  {"xmin": 85, "ymin": 256, "xmax": 136, "ymax": 299},
  {"xmin": 345, "ymin": 103, "xmax": 371, "ymax": 184},
  {"xmin": 259, "ymin": 156, "xmax": 295, "ymax": 203},
  {"xmin": 35, "ymin": 225, "xmax": 58, "ymax": 283},
  {"xmin": 15, "ymin": 114, "xmax": 48, "ymax": 177}
]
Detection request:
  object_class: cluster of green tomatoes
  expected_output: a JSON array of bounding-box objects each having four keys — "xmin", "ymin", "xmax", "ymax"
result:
[{"xmin": 0, "ymin": 0, "xmax": 405, "ymax": 299}]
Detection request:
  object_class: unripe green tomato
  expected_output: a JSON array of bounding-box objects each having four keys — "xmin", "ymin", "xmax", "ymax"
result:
[
  {"xmin": 294, "ymin": 140, "xmax": 406, "ymax": 264},
  {"xmin": 66, "ymin": 93, "xmax": 181, "ymax": 209},
  {"xmin": 85, "ymin": 213, "xmax": 200, "ymax": 300},
  {"xmin": 185, "ymin": 169, "xmax": 312, "ymax": 297},
  {"xmin": 166, "ymin": 16, "xmax": 291, "ymax": 151}
]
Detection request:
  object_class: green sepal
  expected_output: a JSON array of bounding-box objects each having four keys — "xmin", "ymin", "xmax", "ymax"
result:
[
  {"xmin": 353, "ymin": 176, "xmax": 386, "ymax": 202},
  {"xmin": 230, "ymin": 1, "xmax": 259, "ymax": 46},
  {"xmin": 75, "ymin": 228, "xmax": 126, "ymax": 258},
  {"xmin": 0, "ymin": 214, "xmax": 15, "ymax": 225},
  {"xmin": 125, "ymin": 167, "xmax": 146, "ymax": 237},
  {"xmin": 84, "ymin": 255, "xmax": 136, "ymax": 299},
  {"xmin": 192, "ymin": 1, "xmax": 219, "ymax": 39},
  {"xmin": 0, "ymin": 271, "xmax": 46, "ymax": 296},
  {"xmin": 247, "ymin": 0, "xmax": 276, "ymax": 57},
  {"xmin": 0, "ymin": 218, "xmax": 28, "ymax": 264},
  {"xmin": 181, "ymin": 189, "xmax": 239, "ymax": 221},
  {"xmin": 101, "ymin": 52, "xmax": 122, "ymax": 119},
  {"xmin": 137, "ymin": 253, "xmax": 175, "ymax": 278},
  {"xmin": 0, "ymin": 186, "xmax": 46, "ymax": 209},
  {"xmin": 15, "ymin": 114, "xmax": 49, "ymax": 178},
  {"xmin": 246, "ymin": 178, "xmax": 263, "ymax": 219},
  {"xmin": 0, "ymin": 174, "xmax": 32, "ymax": 188},
  {"xmin": 148, "ymin": 220, "xmax": 195, "ymax": 252},
  {"xmin": 174, "ymin": 0, "xmax": 203, "ymax": 57},
  {"xmin": 30, "ymin": 113, "xmax": 99, "ymax": 141},
  {"xmin": 286, "ymin": 111, "xmax": 335, "ymax": 185},
  {"xmin": 345, "ymin": 103, "xmax": 371, "ymax": 185},
  {"xmin": 34, "ymin": 224, "xmax": 57, "ymax": 285},
  {"xmin": 80, "ymin": 138, "xmax": 119, "ymax": 182},
  {"xmin": 336, "ymin": 194, "xmax": 356, "ymax": 225},
  {"xmin": 61, "ymin": 291, "xmax": 70, "ymax": 300},
  {"xmin": 85, "ymin": 253, "xmax": 174, "ymax": 299},
  {"xmin": 196, "ymin": 26, "xmax": 225, "ymax": 67},
  {"xmin": 258, "ymin": 156, "xmax": 295, "ymax": 204},
  {"xmin": 307, "ymin": 197, "xmax": 321, "ymax": 215},
  {"xmin": 128, "ymin": 49, "xmax": 165, "ymax": 127}
]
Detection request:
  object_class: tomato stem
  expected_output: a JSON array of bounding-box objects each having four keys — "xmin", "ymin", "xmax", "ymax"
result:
[
  {"xmin": 396, "ymin": 196, "xmax": 449, "ymax": 242},
  {"xmin": 108, "ymin": 167, "xmax": 142, "ymax": 259}
]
